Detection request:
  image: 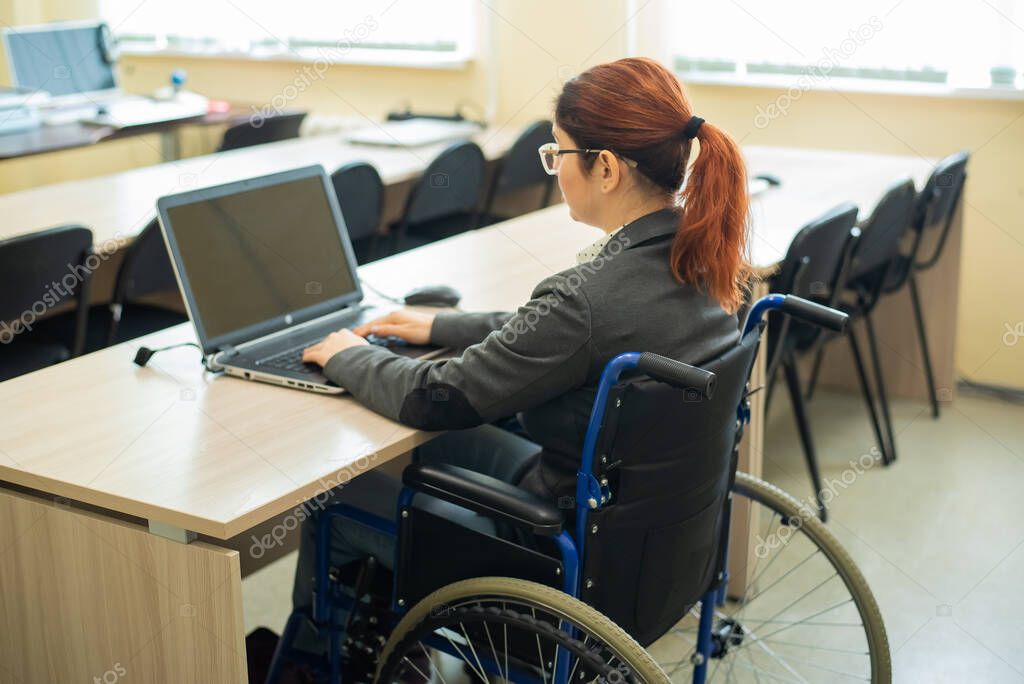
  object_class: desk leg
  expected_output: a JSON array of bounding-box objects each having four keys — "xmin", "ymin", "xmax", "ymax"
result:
[
  {"xmin": 0, "ymin": 486, "xmax": 247, "ymax": 683},
  {"xmin": 814, "ymin": 198, "xmax": 964, "ymax": 403},
  {"xmin": 727, "ymin": 281, "xmax": 768, "ymax": 599},
  {"xmin": 160, "ymin": 130, "xmax": 181, "ymax": 161}
]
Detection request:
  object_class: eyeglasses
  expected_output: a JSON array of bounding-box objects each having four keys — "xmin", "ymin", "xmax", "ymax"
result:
[{"xmin": 537, "ymin": 142, "xmax": 639, "ymax": 176}]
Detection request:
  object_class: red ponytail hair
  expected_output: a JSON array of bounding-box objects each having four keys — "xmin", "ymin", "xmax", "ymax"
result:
[{"xmin": 556, "ymin": 57, "xmax": 752, "ymax": 313}]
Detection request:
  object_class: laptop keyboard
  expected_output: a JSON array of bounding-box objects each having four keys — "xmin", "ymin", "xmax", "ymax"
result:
[{"xmin": 255, "ymin": 334, "xmax": 398, "ymax": 373}]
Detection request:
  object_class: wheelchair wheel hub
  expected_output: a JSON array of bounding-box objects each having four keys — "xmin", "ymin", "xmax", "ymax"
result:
[{"xmin": 709, "ymin": 617, "xmax": 745, "ymax": 658}]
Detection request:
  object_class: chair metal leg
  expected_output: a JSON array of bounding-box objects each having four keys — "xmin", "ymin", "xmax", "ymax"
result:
[
  {"xmin": 805, "ymin": 345, "xmax": 826, "ymax": 400},
  {"xmin": 909, "ymin": 273, "xmax": 940, "ymax": 418},
  {"xmin": 847, "ymin": 326, "xmax": 893, "ymax": 466},
  {"xmin": 863, "ymin": 311, "xmax": 898, "ymax": 464},
  {"xmin": 783, "ymin": 357, "xmax": 827, "ymax": 521}
]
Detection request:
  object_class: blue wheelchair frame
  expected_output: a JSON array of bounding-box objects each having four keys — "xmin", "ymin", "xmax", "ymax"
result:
[{"xmin": 271, "ymin": 294, "xmax": 802, "ymax": 684}]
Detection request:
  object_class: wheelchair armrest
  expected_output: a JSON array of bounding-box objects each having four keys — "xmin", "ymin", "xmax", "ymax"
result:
[{"xmin": 402, "ymin": 462, "xmax": 564, "ymax": 536}]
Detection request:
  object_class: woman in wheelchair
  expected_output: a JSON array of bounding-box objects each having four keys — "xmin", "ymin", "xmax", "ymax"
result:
[{"xmin": 282, "ymin": 58, "xmax": 890, "ymax": 684}]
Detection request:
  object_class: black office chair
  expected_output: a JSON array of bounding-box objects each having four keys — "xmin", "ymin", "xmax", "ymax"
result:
[
  {"xmin": 878, "ymin": 151, "xmax": 969, "ymax": 418},
  {"xmin": 104, "ymin": 218, "xmax": 189, "ymax": 345},
  {"xmin": 38, "ymin": 219, "xmax": 188, "ymax": 353},
  {"xmin": 331, "ymin": 162, "xmax": 384, "ymax": 264},
  {"xmin": 218, "ymin": 112, "xmax": 307, "ymax": 152},
  {"xmin": 0, "ymin": 225, "xmax": 93, "ymax": 381},
  {"xmin": 391, "ymin": 140, "xmax": 486, "ymax": 254},
  {"xmin": 808, "ymin": 178, "xmax": 918, "ymax": 466},
  {"xmin": 478, "ymin": 120, "xmax": 556, "ymax": 226},
  {"xmin": 765, "ymin": 203, "xmax": 860, "ymax": 520}
]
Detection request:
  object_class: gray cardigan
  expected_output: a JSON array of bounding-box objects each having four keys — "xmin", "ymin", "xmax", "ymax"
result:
[{"xmin": 323, "ymin": 208, "xmax": 739, "ymax": 499}]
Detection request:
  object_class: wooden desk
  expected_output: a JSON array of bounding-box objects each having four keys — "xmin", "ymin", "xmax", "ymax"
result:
[
  {"xmin": 0, "ymin": 147, "xmax": 952, "ymax": 682},
  {"xmin": 0, "ymin": 106, "xmax": 252, "ymax": 162}
]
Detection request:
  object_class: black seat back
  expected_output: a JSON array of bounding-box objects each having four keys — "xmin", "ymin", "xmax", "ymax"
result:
[
  {"xmin": 403, "ymin": 140, "xmax": 486, "ymax": 227},
  {"xmin": 331, "ymin": 162, "xmax": 384, "ymax": 244},
  {"xmin": 113, "ymin": 218, "xmax": 178, "ymax": 306},
  {"xmin": 769, "ymin": 203, "xmax": 859, "ymax": 357},
  {"xmin": 579, "ymin": 329, "xmax": 762, "ymax": 645},
  {"xmin": 218, "ymin": 112, "xmax": 306, "ymax": 152},
  {"xmin": 0, "ymin": 225, "xmax": 93, "ymax": 355},
  {"xmin": 913, "ymin": 150, "xmax": 968, "ymax": 269},
  {"xmin": 494, "ymin": 120, "xmax": 554, "ymax": 194},
  {"xmin": 847, "ymin": 177, "xmax": 917, "ymax": 306}
]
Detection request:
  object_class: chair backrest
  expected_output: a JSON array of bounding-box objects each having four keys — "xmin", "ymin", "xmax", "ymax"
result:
[
  {"xmin": 847, "ymin": 177, "xmax": 917, "ymax": 300},
  {"xmin": 912, "ymin": 150, "xmax": 968, "ymax": 269},
  {"xmin": 773, "ymin": 202, "xmax": 860, "ymax": 301},
  {"xmin": 402, "ymin": 140, "xmax": 486, "ymax": 227},
  {"xmin": 494, "ymin": 120, "xmax": 554, "ymax": 194},
  {"xmin": 331, "ymin": 162, "xmax": 384, "ymax": 243},
  {"xmin": 769, "ymin": 203, "xmax": 860, "ymax": 356},
  {"xmin": 0, "ymin": 225, "xmax": 93, "ymax": 349},
  {"xmin": 579, "ymin": 328, "xmax": 762, "ymax": 646},
  {"xmin": 217, "ymin": 112, "xmax": 307, "ymax": 152},
  {"xmin": 113, "ymin": 218, "xmax": 179, "ymax": 306}
]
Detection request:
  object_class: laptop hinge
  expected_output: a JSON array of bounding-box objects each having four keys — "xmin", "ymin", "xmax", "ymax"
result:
[{"xmin": 218, "ymin": 344, "xmax": 240, "ymax": 359}]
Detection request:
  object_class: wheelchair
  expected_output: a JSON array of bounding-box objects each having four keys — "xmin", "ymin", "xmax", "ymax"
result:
[{"xmin": 266, "ymin": 294, "xmax": 891, "ymax": 684}]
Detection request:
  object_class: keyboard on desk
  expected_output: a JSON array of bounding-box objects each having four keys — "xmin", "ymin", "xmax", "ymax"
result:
[{"xmin": 255, "ymin": 334, "xmax": 399, "ymax": 373}]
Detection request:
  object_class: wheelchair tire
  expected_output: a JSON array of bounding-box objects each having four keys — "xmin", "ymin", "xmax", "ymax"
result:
[
  {"xmin": 376, "ymin": 576, "xmax": 669, "ymax": 683},
  {"xmin": 656, "ymin": 472, "xmax": 891, "ymax": 683}
]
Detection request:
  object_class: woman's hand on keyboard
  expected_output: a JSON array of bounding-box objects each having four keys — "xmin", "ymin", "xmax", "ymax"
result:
[
  {"xmin": 302, "ymin": 330, "xmax": 368, "ymax": 367},
  {"xmin": 353, "ymin": 309, "xmax": 435, "ymax": 346}
]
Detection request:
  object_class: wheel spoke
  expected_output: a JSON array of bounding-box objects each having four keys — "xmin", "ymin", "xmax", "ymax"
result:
[
  {"xmin": 481, "ymin": 619, "xmax": 504, "ymax": 681},
  {"xmin": 401, "ymin": 654, "xmax": 432, "ymax": 683},
  {"xmin": 420, "ymin": 642, "xmax": 450, "ymax": 684},
  {"xmin": 459, "ymin": 623, "xmax": 489, "ymax": 682}
]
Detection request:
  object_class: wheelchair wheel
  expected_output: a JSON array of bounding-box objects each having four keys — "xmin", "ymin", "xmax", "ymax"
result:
[
  {"xmin": 377, "ymin": 576, "xmax": 669, "ymax": 683},
  {"xmin": 653, "ymin": 472, "xmax": 891, "ymax": 683}
]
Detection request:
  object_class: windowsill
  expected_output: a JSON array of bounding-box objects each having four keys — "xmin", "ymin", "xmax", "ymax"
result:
[
  {"xmin": 678, "ymin": 70, "xmax": 1024, "ymax": 102},
  {"xmin": 119, "ymin": 46, "xmax": 474, "ymax": 71}
]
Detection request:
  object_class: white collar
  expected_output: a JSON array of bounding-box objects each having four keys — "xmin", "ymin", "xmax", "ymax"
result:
[{"xmin": 576, "ymin": 225, "xmax": 624, "ymax": 265}]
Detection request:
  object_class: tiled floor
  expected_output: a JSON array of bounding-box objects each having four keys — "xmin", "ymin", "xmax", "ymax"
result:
[{"xmin": 242, "ymin": 389, "xmax": 1024, "ymax": 682}]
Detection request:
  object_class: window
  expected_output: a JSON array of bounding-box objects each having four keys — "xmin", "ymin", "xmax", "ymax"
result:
[
  {"xmin": 98, "ymin": 0, "xmax": 476, "ymax": 67},
  {"xmin": 663, "ymin": 0, "xmax": 1024, "ymax": 93}
]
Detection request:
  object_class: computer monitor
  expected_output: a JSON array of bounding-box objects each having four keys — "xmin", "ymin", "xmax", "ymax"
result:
[
  {"xmin": 156, "ymin": 165, "xmax": 364, "ymax": 355},
  {"xmin": 2, "ymin": 21, "xmax": 118, "ymax": 103}
]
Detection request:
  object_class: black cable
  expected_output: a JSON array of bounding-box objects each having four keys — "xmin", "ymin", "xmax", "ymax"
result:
[{"xmin": 133, "ymin": 341, "xmax": 222, "ymax": 373}]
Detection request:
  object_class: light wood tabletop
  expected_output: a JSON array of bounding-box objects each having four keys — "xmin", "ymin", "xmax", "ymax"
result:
[
  {"xmin": 0, "ymin": 206, "xmax": 595, "ymax": 539},
  {"xmin": 0, "ymin": 124, "xmax": 524, "ymax": 247}
]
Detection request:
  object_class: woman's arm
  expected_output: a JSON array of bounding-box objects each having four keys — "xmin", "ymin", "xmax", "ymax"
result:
[
  {"xmin": 321, "ymin": 274, "xmax": 592, "ymax": 430},
  {"xmin": 429, "ymin": 312, "xmax": 514, "ymax": 348}
]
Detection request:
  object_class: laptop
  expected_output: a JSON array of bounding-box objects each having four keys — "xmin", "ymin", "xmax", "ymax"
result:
[
  {"xmin": 156, "ymin": 165, "xmax": 439, "ymax": 394},
  {"xmin": 2, "ymin": 20, "xmax": 208, "ymax": 127}
]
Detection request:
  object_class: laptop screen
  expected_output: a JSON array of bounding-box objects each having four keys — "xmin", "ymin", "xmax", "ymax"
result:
[
  {"xmin": 159, "ymin": 168, "xmax": 361, "ymax": 352},
  {"xmin": 5, "ymin": 23, "xmax": 117, "ymax": 97}
]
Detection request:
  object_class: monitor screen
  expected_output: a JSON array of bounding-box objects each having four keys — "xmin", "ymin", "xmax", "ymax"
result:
[
  {"xmin": 163, "ymin": 173, "xmax": 359, "ymax": 345},
  {"xmin": 5, "ymin": 22, "xmax": 116, "ymax": 97}
]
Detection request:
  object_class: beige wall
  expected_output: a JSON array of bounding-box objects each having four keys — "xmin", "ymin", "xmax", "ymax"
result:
[{"xmin": 1, "ymin": 0, "xmax": 1021, "ymax": 388}]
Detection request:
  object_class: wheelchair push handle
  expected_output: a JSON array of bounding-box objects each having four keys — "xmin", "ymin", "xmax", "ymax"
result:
[
  {"xmin": 779, "ymin": 295, "xmax": 848, "ymax": 332},
  {"xmin": 637, "ymin": 352, "xmax": 717, "ymax": 399}
]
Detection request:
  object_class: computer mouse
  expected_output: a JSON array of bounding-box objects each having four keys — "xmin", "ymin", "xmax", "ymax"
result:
[
  {"xmin": 403, "ymin": 284, "xmax": 462, "ymax": 307},
  {"xmin": 96, "ymin": 104, "xmax": 109, "ymax": 116},
  {"xmin": 755, "ymin": 173, "xmax": 782, "ymax": 186}
]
